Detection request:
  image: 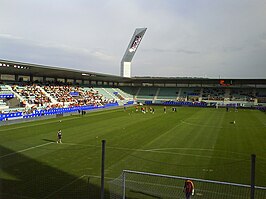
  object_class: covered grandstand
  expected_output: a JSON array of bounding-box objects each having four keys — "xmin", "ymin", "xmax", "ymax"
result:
[{"xmin": 0, "ymin": 59, "xmax": 266, "ymax": 122}]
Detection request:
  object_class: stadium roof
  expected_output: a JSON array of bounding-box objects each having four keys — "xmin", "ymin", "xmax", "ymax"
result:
[
  {"xmin": 130, "ymin": 76, "xmax": 266, "ymax": 85},
  {"xmin": 0, "ymin": 59, "xmax": 131, "ymax": 83},
  {"xmin": 0, "ymin": 59, "xmax": 266, "ymax": 85}
]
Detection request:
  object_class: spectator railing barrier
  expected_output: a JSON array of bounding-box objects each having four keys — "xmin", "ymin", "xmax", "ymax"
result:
[{"xmin": 0, "ymin": 102, "xmax": 119, "ymax": 121}]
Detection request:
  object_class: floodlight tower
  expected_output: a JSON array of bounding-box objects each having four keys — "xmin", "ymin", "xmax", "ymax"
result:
[{"xmin": 121, "ymin": 28, "xmax": 147, "ymax": 77}]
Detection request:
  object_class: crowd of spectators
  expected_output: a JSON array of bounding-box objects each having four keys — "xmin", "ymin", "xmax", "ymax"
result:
[
  {"xmin": 202, "ymin": 88, "xmax": 225, "ymax": 101},
  {"xmin": 12, "ymin": 84, "xmax": 51, "ymax": 106},
  {"xmin": 256, "ymin": 89, "xmax": 266, "ymax": 103},
  {"xmin": 4, "ymin": 83, "xmax": 265, "ymax": 112},
  {"xmin": 42, "ymin": 86, "xmax": 116, "ymax": 107},
  {"xmin": 43, "ymin": 85, "xmax": 77, "ymax": 103},
  {"xmin": 230, "ymin": 89, "xmax": 255, "ymax": 102},
  {"xmin": 74, "ymin": 88, "xmax": 116, "ymax": 107}
]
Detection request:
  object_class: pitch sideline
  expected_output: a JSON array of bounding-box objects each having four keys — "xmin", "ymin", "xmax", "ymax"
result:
[{"xmin": 0, "ymin": 142, "xmax": 54, "ymax": 159}]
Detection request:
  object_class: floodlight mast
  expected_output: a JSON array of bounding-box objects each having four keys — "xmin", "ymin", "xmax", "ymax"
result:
[{"xmin": 121, "ymin": 28, "xmax": 147, "ymax": 77}]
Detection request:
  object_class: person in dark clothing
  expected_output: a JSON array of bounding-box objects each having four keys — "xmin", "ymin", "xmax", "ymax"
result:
[{"xmin": 183, "ymin": 180, "xmax": 194, "ymax": 199}]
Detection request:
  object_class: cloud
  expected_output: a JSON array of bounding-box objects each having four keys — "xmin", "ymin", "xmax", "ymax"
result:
[
  {"xmin": 144, "ymin": 48, "xmax": 200, "ymax": 54},
  {"xmin": 0, "ymin": 34, "xmax": 118, "ymax": 74},
  {"xmin": 0, "ymin": 33, "xmax": 22, "ymax": 40},
  {"xmin": 0, "ymin": 0, "xmax": 266, "ymax": 78}
]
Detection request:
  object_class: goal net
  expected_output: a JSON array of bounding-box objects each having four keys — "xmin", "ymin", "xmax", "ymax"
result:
[{"xmin": 109, "ymin": 170, "xmax": 266, "ymax": 199}]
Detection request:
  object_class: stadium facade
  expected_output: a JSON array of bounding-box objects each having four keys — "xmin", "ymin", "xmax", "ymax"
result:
[
  {"xmin": 1, "ymin": 59, "xmax": 266, "ymax": 198},
  {"xmin": 0, "ymin": 58, "xmax": 266, "ymax": 115},
  {"xmin": 1, "ymin": 59, "xmax": 266, "ymax": 88}
]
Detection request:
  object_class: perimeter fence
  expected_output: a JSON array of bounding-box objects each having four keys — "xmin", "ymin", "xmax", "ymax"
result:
[{"xmin": 109, "ymin": 169, "xmax": 266, "ymax": 199}]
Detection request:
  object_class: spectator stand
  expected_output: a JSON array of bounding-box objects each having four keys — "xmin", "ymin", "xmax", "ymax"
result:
[{"xmin": 0, "ymin": 102, "xmax": 119, "ymax": 124}]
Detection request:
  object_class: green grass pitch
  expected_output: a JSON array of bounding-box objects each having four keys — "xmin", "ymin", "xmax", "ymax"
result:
[{"xmin": 1, "ymin": 106, "xmax": 266, "ymax": 198}]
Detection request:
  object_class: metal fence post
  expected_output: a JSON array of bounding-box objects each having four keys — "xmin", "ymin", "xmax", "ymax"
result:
[
  {"xmin": 101, "ymin": 140, "xmax": 106, "ymax": 199},
  {"xmin": 123, "ymin": 171, "xmax": 126, "ymax": 199},
  {"xmin": 250, "ymin": 154, "xmax": 256, "ymax": 199},
  {"xmin": 87, "ymin": 177, "xmax": 90, "ymax": 198}
]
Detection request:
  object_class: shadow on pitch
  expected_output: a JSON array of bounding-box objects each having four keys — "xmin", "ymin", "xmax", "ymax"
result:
[
  {"xmin": 0, "ymin": 145, "xmax": 110, "ymax": 199},
  {"xmin": 130, "ymin": 190, "xmax": 162, "ymax": 199},
  {"xmin": 42, "ymin": 138, "xmax": 55, "ymax": 142}
]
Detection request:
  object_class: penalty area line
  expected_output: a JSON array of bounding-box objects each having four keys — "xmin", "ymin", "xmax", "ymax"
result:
[
  {"xmin": 42, "ymin": 175, "xmax": 86, "ymax": 199},
  {"xmin": 62, "ymin": 142, "xmax": 246, "ymax": 161},
  {"xmin": 0, "ymin": 142, "xmax": 54, "ymax": 159}
]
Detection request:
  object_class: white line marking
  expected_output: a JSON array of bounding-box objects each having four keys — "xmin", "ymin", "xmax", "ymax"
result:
[
  {"xmin": 42, "ymin": 175, "xmax": 85, "ymax": 199},
  {"xmin": 0, "ymin": 118, "xmax": 71, "ymax": 132},
  {"xmin": 181, "ymin": 120, "xmax": 266, "ymax": 129},
  {"xmin": 145, "ymin": 147, "xmax": 249, "ymax": 156},
  {"xmin": 73, "ymin": 167, "xmax": 93, "ymax": 172},
  {"xmin": 0, "ymin": 142, "xmax": 54, "ymax": 159},
  {"xmin": 0, "ymin": 108, "xmax": 121, "ymax": 132},
  {"xmin": 84, "ymin": 174, "xmax": 115, "ymax": 180},
  {"xmin": 61, "ymin": 142, "xmax": 248, "ymax": 161}
]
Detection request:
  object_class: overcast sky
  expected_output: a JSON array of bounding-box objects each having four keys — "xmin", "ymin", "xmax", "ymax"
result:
[{"xmin": 1, "ymin": 0, "xmax": 266, "ymax": 78}]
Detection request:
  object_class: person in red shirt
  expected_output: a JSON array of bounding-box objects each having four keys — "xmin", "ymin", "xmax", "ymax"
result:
[{"xmin": 183, "ymin": 180, "xmax": 194, "ymax": 199}]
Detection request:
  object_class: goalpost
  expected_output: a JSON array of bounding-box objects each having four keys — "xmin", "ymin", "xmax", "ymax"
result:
[{"xmin": 109, "ymin": 170, "xmax": 266, "ymax": 199}]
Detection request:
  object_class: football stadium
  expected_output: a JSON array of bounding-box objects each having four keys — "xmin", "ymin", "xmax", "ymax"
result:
[
  {"xmin": 1, "ymin": 4, "xmax": 266, "ymax": 197},
  {"xmin": 1, "ymin": 37, "xmax": 266, "ymax": 199}
]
